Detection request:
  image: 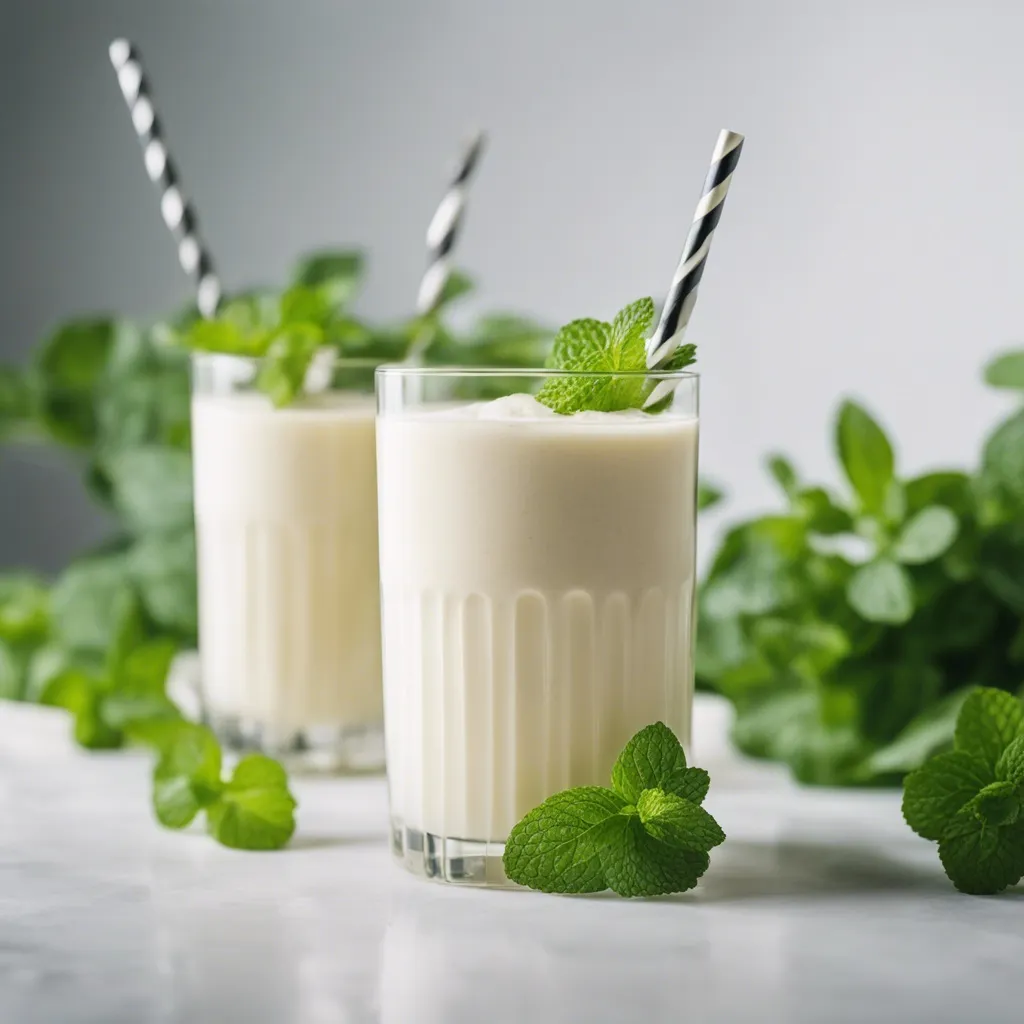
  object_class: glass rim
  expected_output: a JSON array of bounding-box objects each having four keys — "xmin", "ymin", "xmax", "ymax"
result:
[
  {"xmin": 190, "ymin": 350, "xmax": 384, "ymax": 371},
  {"xmin": 374, "ymin": 364, "xmax": 699, "ymax": 381}
]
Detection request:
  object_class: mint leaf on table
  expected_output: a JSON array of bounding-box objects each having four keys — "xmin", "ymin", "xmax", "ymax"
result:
[
  {"xmin": 500, "ymin": 787, "xmax": 628, "ymax": 894},
  {"xmin": 954, "ymin": 687, "xmax": 1024, "ymax": 773},
  {"xmin": 153, "ymin": 722, "xmax": 223, "ymax": 829},
  {"xmin": 902, "ymin": 750, "xmax": 992, "ymax": 840},
  {"xmin": 601, "ymin": 821, "xmax": 711, "ymax": 899},
  {"xmin": 611, "ymin": 720, "xmax": 710, "ymax": 805},
  {"xmin": 902, "ymin": 687, "xmax": 1024, "ymax": 894},
  {"xmin": 206, "ymin": 755, "xmax": 298, "ymax": 851},
  {"xmin": 937, "ymin": 810, "xmax": 1024, "ymax": 896},
  {"xmin": 147, "ymin": 723, "xmax": 297, "ymax": 851},
  {"xmin": 635, "ymin": 788, "xmax": 724, "ymax": 850},
  {"xmin": 536, "ymin": 297, "xmax": 685, "ymax": 415},
  {"xmin": 996, "ymin": 735, "xmax": 1024, "ymax": 784},
  {"xmin": 503, "ymin": 722, "xmax": 724, "ymax": 897}
]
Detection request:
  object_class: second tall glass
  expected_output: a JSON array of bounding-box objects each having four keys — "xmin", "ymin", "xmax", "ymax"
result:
[{"xmin": 191, "ymin": 353, "xmax": 384, "ymax": 771}]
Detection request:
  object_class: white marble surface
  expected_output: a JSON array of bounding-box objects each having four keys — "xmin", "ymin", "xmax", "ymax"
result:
[{"xmin": 1, "ymin": 696, "xmax": 1022, "ymax": 1024}]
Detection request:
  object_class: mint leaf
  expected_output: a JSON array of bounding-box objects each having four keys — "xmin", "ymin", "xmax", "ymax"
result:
[
  {"xmin": 206, "ymin": 755, "xmax": 297, "ymax": 851},
  {"xmin": 891, "ymin": 505, "xmax": 959, "ymax": 565},
  {"xmin": 846, "ymin": 557, "xmax": 913, "ymax": 624},
  {"xmin": 697, "ymin": 481, "xmax": 724, "ymax": 512},
  {"xmin": 153, "ymin": 723, "xmax": 223, "ymax": 830},
  {"xmin": 636, "ymin": 788, "xmax": 726, "ymax": 852},
  {"xmin": 981, "ymin": 408, "xmax": 1024, "ymax": 509},
  {"xmin": 996, "ymin": 735, "xmax": 1024, "ymax": 784},
  {"xmin": 954, "ymin": 687, "xmax": 1024, "ymax": 773},
  {"xmin": 435, "ymin": 269, "xmax": 475, "ymax": 308},
  {"xmin": 547, "ymin": 318, "xmax": 609, "ymax": 370},
  {"xmin": 279, "ymin": 285, "xmax": 332, "ymax": 328},
  {"xmin": 0, "ymin": 575, "xmax": 49, "ymax": 645},
  {"xmin": 184, "ymin": 317, "xmax": 268, "ymax": 357},
  {"xmin": 536, "ymin": 298, "xmax": 674, "ymax": 415},
  {"xmin": 502, "ymin": 787, "xmax": 627, "ymax": 893},
  {"xmin": 102, "ymin": 446, "xmax": 194, "ymax": 534},
  {"xmin": 970, "ymin": 781, "xmax": 1021, "ymax": 828},
  {"xmin": 35, "ymin": 318, "xmax": 118, "ymax": 446},
  {"xmin": 836, "ymin": 400, "xmax": 895, "ymax": 516},
  {"xmin": 659, "ymin": 343, "xmax": 697, "ymax": 373},
  {"xmin": 291, "ymin": 250, "xmax": 364, "ymax": 312},
  {"xmin": 504, "ymin": 722, "xmax": 724, "ymax": 896},
  {"xmin": 127, "ymin": 529, "xmax": 198, "ymax": 638},
  {"xmin": 937, "ymin": 809, "xmax": 1024, "ymax": 895},
  {"xmin": 255, "ymin": 325, "xmax": 323, "ymax": 407},
  {"xmin": 610, "ymin": 297, "xmax": 655, "ymax": 347},
  {"xmin": 984, "ymin": 350, "xmax": 1024, "ymax": 391},
  {"xmin": 902, "ymin": 750, "xmax": 993, "ymax": 840},
  {"xmin": 611, "ymin": 721, "xmax": 698, "ymax": 803},
  {"xmin": 601, "ymin": 819, "xmax": 710, "ymax": 898},
  {"xmin": 49, "ymin": 555, "xmax": 140, "ymax": 657},
  {"xmin": 767, "ymin": 454, "xmax": 799, "ymax": 499}
]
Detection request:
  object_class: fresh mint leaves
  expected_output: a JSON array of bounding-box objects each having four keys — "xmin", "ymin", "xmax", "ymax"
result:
[
  {"xmin": 697, "ymin": 359, "xmax": 1024, "ymax": 789},
  {"xmin": 503, "ymin": 722, "xmax": 724, "ymax": 896},
  {"xmin": 150, "ymin": 722, "xmax": 298, "ymax": 850},
  {"xmin": 903, "ymin": 688, "xmax": 1024, "ymax": 894},
  {"xmin": 536, "ymin": 298, "xmax": 695, "ymax": 415}
]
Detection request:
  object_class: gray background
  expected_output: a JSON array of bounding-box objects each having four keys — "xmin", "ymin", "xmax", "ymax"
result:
[{"xmin": 2, "ymin": 0, "xmax": 1023, "ymax": 572}]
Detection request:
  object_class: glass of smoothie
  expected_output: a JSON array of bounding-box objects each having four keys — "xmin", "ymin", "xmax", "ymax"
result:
[
  {"xmin": 375, "ymin": 366, "xmax": 699, "ymax": 883},
  {"xmin": 191, "ymin": 353, "xmax": 383, "ymax": 772}
]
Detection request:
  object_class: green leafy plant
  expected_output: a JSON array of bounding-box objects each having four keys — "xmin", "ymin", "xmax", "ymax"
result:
[
  {"xmin": 698, "ymin": 351, "xmax": 1024, "ymax": 786},
  {"xmin": 537, "ymin": 297, "xmax": 695, "ymax": 415},
  {"xmin": 903, "ymin": 687, "xmax": 1024, "ymax": 894},
  {"xmin": 503, "ymin": 722, "xmax": 724, "ymax": 896}
]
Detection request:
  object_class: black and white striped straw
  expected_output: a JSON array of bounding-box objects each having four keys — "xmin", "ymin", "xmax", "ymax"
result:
[
  {"xmin": 647, "ymin": 129, "xmax": 744, "ymax": 369},
  {"xmin": 108, "ymin": 39, "xmax": 222, "ymax": 318},
  {"xmin": 415, "ymin": 131, "xmax": 487, "ymax": 316}
]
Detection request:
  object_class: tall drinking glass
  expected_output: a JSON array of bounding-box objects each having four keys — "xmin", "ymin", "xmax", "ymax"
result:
[
  {"xmin": 191, "ymin": 353, "xmax": 384, "ymax": 772},
  {"xmin": 376, "ymin": 368, "xmax": 699, "ymax": 883}
]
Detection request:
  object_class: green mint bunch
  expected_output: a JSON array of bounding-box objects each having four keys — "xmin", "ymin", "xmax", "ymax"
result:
[
  {"xmin": 696, "ymin": 372, "xmax": 1024, "ymax": 788},
  {"xmin": 536, "ymin": 298, "xmax": 695, "ymax": 415},
  {"xmin": 503, "ymin": 722, "xmax": 724, "ymax": 897},
  {"xmin": 148, "ymin": 721, "xmax": 297, "ymax": 851},
  {"xmin": 903, "ymin": 687, "xmax": 1024, "ymax": 894},
  {"xmin": 181, "ymin": 251, "xmax": 369, "ymax": 407}
]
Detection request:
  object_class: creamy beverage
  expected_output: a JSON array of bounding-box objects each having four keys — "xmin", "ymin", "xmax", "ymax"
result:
[
  {"xmin": 191, "ymin": 377, "xmax": 383, "ymax": 769},
  {"xmin": 377, "ymin": 391, "xmax": 699, "ymax": 865}
]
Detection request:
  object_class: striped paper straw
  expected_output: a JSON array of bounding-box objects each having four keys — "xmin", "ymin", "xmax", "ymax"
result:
[
  {"xmin": 415, "ymin": 131, "xmax": 487, "ymax": 316},
  {"xmin": 108, "ymin": 39, "xmax": 222, "ymax": 318},
  {"xmin": 646, "ymin": 129, "xmax": 744, "ymax": 369}
]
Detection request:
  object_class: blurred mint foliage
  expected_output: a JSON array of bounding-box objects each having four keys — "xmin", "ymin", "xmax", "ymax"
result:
[
  {"xmin": 697, "ymin": 350, "xmax": 1024, "ymax": 786},
  {"xmin": 0, "ymin": 249, "xmax": 552, "ymax": 744}
]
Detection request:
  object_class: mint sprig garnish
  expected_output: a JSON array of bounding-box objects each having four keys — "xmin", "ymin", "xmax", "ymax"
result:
[
  {"xmin": 503, "ymin": 722, "xmax": 724, "ymax": 896},
  {"xmin": 536, "ymin": 298, "xmax": 695, "ymax": 415},
  {"xmin": 150, "ymin": 721, "xmax": 297, "ymax": 851},
  {"xmin": 902, "ymin": 687, "xmax": 1024, "ymax": 894}
]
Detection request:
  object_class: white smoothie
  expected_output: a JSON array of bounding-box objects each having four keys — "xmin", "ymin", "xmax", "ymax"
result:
[
  {"xmin": 377, "ymin": 393, "xmax": 699, "ymax": 843},
  {"xmin": 191, "ymin": 391, "xmax": 382, "ymax": 746}
]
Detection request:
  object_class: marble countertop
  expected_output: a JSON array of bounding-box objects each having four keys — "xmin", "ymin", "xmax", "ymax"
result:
[{"xmin": 2, "ymin": 696, "xmax": 1022, "ymax": 1024}]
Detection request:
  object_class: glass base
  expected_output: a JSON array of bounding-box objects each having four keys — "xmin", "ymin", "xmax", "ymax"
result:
[
  {"xmin": 209, "ymin": 713, "xmax": 385, "ymax": 775},
  {"xmin": 390, "ymin": 818, "xmax": 515, "ymax": 887}
]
